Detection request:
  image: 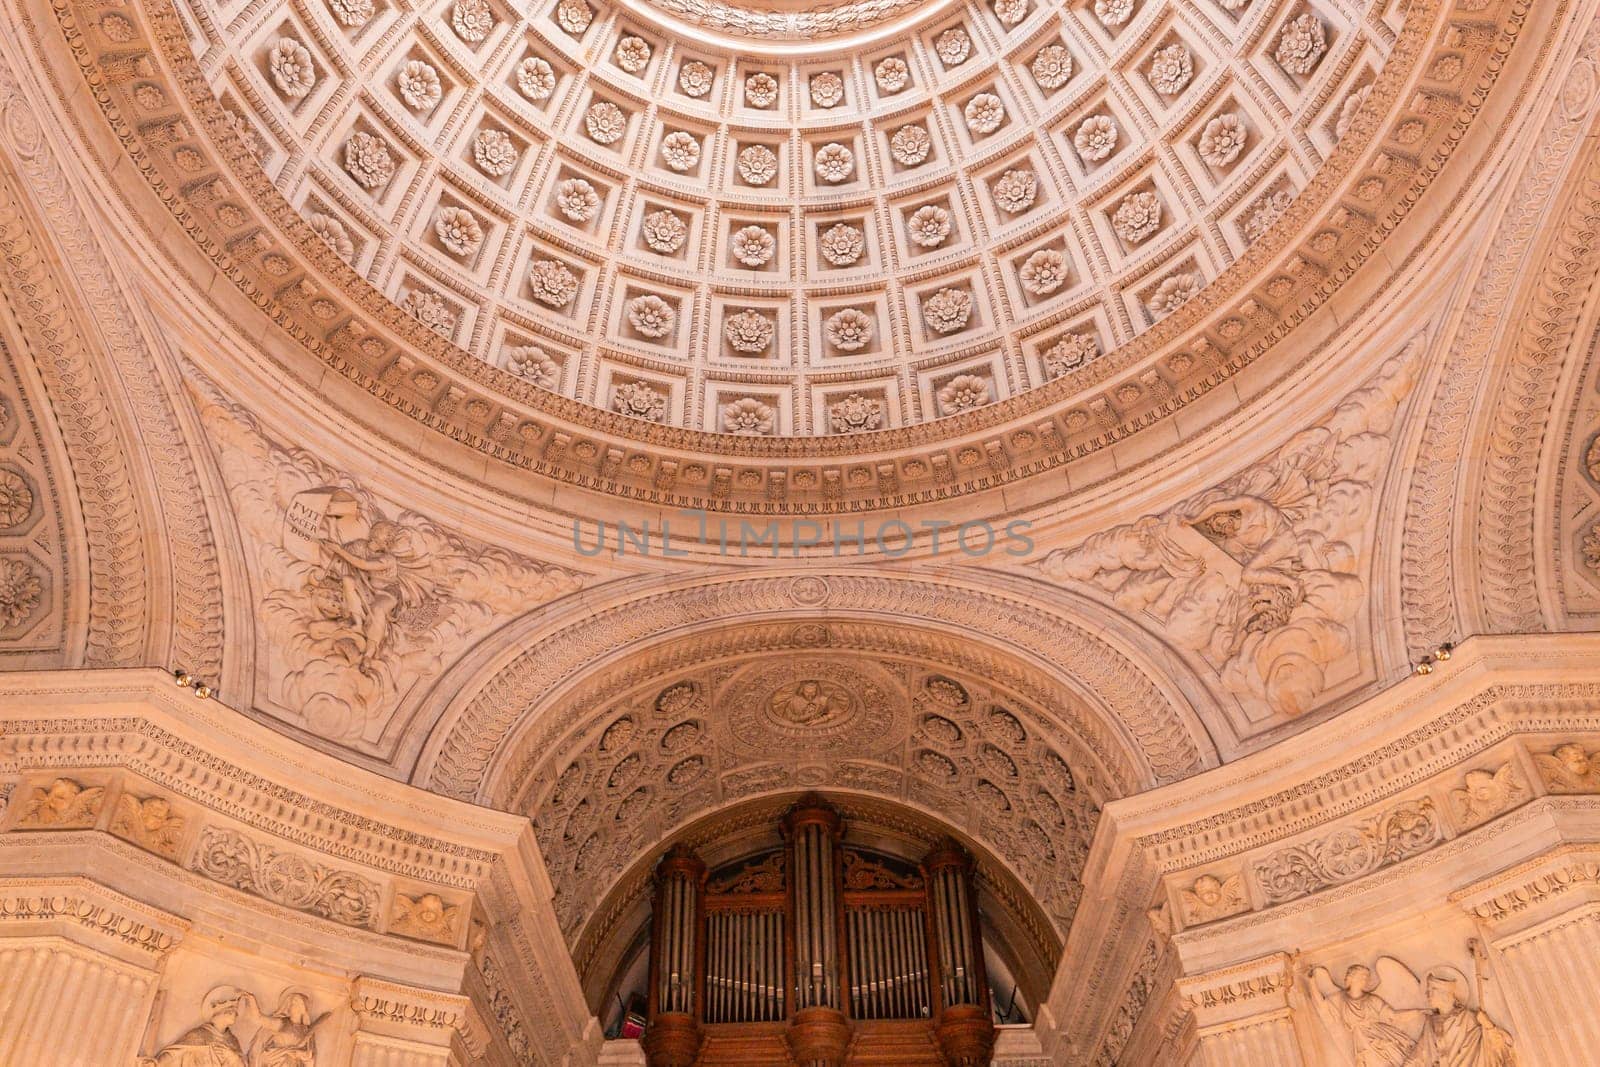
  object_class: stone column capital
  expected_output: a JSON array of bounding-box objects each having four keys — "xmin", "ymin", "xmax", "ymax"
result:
[
  {"xmin": 1451, "ymin": 843, "xmax": 1600, "ymax": 937},
  {"xmin": 1174, "ymin": 950, "xmax": 1296, "ymax": 1032}
]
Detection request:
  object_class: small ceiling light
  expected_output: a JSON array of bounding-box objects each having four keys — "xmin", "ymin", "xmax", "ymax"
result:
[
  {"xmin": 1414, "ymin": 657, "xmax": 1434, "ymax": 676},
  {"xmin": 173, "ymin": 669, "xmax": 193, "ymax": 687},
  {"xmin": 1436, "ymin": 643, "xmax": 1453, "ymax": 661}
]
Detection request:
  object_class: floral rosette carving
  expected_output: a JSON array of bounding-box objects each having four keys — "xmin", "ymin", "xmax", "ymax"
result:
[
  {"xmin": 434, "ymin": 206, "xmax": 483, "ymax": 256},
  {"xmin": 737, "ymin": 145, "xmax": 778, "ymax": 185},
  {"xmin": 1148, "ymin": 271, "xmax": 1201, "ymax": 318},
  {"xmin": 585, "ymin": 102, "xmax": 626, "ymax": 145},
  {"xmin": 0, "ymin": 557, "xmax": 42, "ymax": 628},
  {"xmin": 473, "ymin": 129, "xmax": 517, "ymax": 176},
  {"xmin": 452, "ymin": 0, "xmax": 493, "ymax": 41},
  {"xmin": 993, "ymin": 168, "xmax": 1038, "ymax": 214},
  {"xmin": 1276, "ymin": 13, "xmax": 1327, "ymax": 75},
  {"xmin": 1032, "ymin": 44, "xmax": 1072, "ymax": 89},
  {"xmin": 1200, "ymin": 113, "xmax": 1246, "ymax": 167},
  {"xmin": 615, "ymin": 35, "xmax": 651, "ymax": 73},
  {"xmin": 820, "ymin": 223, "xmax": 865, "ymax": 266},
  {"xmin": 660, "ymin": 131, "xmax": 700, "ymax": 172},
  {"xmin": 506, "ymin": 345, "xmax": 560, "ymax": 387},
  {"xmin": 626, "ymin": 294, "xmax": 676, "ymax": 339},
  {"xmin": 825, "ymin": 308, "xmax": 873, "ymax": 351},
  {"xmin": 1043, "ymin": 333, "xmax": 1098, "ymax": 378},
  {"xmin": 830, "ymin": 393, "xmax": 882, "ymax": 433},
  {"xmin": 936, "ymin": 28, "xmax": 971, "ymax": 66},
  {"xmin": 814, "ymin": 143, "xmax": 855, "ymax": 183},
  {"xmin": 937, "ymin": 373, "xmax": 990, "ymax": 413},
  {"xmin": 907, "ymin": 205, "xmax": 952, "ymax": 248},
  {"xmin": 724, "ymin": 309, "xmax": 775, "ymax": 354},
  {"xmin": 306, "ymin": 213, "xmax": 353, "ymax": 262},
  {"xmin": 923, "ymin": 288, "xmax": 973, "ymax": 335},
  {"xmin": 1075, "ymin": 115, "xmax": 1118, "ymax": 161},
  {"xmin": 1019, "ymin": 249, "xmax": 1067, "ymax": 295},
  {"xmin": 397, "ymin": 60, "xmax": 442, "ymax": 111},
  {"xmin": 1113, "ymin": 191, "xmax": 1162, "ymax": 244},
  {"xmin": 875, "ymin": 56, "xmax": 909, "ymax": 92},
  {"xmin": 810, "ymin": 72, "xmax": 844, "ymax": 108},
  {"xmin": 528, "ymin": 259, "xmax": 579, "ymax": 308},
  {"xmin": 268, "ymin": 37, "xmax": 315, "ymax": 99},
  {"xmin": 517, "ymin": 57, "xmax": 557, "ymax": 101},
  {"xmin": 554, "ymin": 178, "xmax": 600, "ymax": 223},
  {"xmin": 890, "ymin": 125, "xmax": 931, "ymax": 166},
  {"xmin": 722, "ymin": 397, "xmax": 776, "ymax": 435},
  {"xmin": 612, "ymin": 381, "xmax": 667, "ymax": 422},
  {"xmin": 343, "ymin": 131, "xmax": 394, "ymax": 190},
  {"xmin": 641, "ymin": 210, "xmax": 688, "ymax": 254},
  {"xmin": 679, "ymin": 60, "xmax": 714, "ymax": 97},
  {"xmin": 1148, "ymin": 44, "xmax": 1193, "ymax": 95},
  {"xmin": 745, "ymin": 72, "xmax": 778, "ymax": 108},
  {"xmin": 964, "ymin": 93, "xmax": 1005, "ymax": 135},
  {"xmin": 731, "ymin": 225, "xmax": 776, "ymax": 267}
]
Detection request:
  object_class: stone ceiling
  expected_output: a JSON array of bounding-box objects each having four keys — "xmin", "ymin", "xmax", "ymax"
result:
[{"xmin": 177, "ymin": 0, "xmax": 1396, "ymax": 436}]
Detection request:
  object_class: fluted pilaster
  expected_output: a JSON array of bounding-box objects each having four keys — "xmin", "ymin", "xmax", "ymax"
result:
[{"xmin": 1174, "ymin": 953, "xmax": 1305, "ymax": 1067}]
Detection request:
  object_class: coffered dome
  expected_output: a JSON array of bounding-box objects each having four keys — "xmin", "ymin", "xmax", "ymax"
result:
[{"xmin": 184, "ymin": 0, "xmax": 1396, "ymax": 437}]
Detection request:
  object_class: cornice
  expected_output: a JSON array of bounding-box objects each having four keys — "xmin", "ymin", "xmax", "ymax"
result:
[{"xmin": 0, "ymin": 873, "xmax": 188, "ymax": 964}]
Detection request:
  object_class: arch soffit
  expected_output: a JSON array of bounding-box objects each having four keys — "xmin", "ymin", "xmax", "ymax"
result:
[{"xmin": 412, "ymin": 567, "xmax": 1225, "ymax": 803}]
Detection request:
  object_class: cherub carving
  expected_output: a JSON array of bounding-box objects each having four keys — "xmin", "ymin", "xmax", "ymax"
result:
[
  {"xmin": 1447, "ymin": 764, "xmax": 1526, "ymax": 829},
  {"xmin": 391, "ymin": 892, "xmax": 462, "ymax": 943},
  {"xmin": 15, "ymin": 777, "xmax": 104, "ymax": 828},
  {"xmin": 1178, "ymin": 873, "xmax": 1246, "ymax": 925},
  {"xmin": 1032, "ymin": 352, "xmax": 1418, "ymax": 719},
  {"xmin": 111, "ymin": 793, "xmax": 187, "ymax": 859},
  {"xmin": 1534, "ymin": 743, "xmax": 1600, "ymax": 793}
]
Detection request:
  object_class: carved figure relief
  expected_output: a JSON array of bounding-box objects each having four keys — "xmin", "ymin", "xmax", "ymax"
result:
[
  {"xmin": 192, "ymin": 383, "xmax": 582, "ymax": 744},
  {"xmin": 1306, "ymin": 953, "xmax": 1520, "ymax": 1067},
  {"xmin": 13, "ymin": 777, "xmax": 103, "ymax": 828},
  {"xmin": 1033, "ymin": 351, "xmax": 1419, "ymax": 721},
  {"xmin": 143, "ymin": 987, "xmax": 332, "ymax": 1067}
]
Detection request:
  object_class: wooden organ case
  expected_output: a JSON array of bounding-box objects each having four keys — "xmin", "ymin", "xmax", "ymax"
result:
[{"xmin": 641, "ymin": 795, "xmax": 996, "ymax": 1067}]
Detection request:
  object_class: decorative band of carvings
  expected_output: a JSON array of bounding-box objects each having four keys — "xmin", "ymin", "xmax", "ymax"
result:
[
  {"xmin": 1451, "ymin": 844, "xmax": 1600, "ymax": 923},
  {"xmin": 191, "ymin": 825, "xmax": 382, "ymax": 931},
  {"xmin": 1175, "ymin": 952, "xmax": 1295, "ymax": 1015},
  {"xmin": 0, "ymin": 875, "xmax": 186, "ymax": 961},
  {"xmin": 350, "ymin": 976, "xmax": 471, "ymax": 1034}
]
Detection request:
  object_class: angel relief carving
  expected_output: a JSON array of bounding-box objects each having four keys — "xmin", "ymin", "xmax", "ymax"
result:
[
  {"xmin": 1447, "ymin": 764, "xmax": 1527, "ymax": 829},
  {"xmin": 1033, "ymin": 350, "xmax": 1419, "ymax": 720},
  {"xmin": 192, "ymin": 382, "xmax": 583, "ymax": 743},
  {"xmin": 142, "ymin": 986, "xmax": 333, "ymax": 1067},
  {"xmin": 1306, "ymin": 950, "xmax": 1520, "ymax": 1067},
  {"xmin": 14, "ymin": 777, "xmax": 103, "ymax": 828},
  {"xmin": 1534, "ymin": 742, "xmax": 1600, "ymax": 793},
  {"xmin": 1178, "ymin": 872, "xmax": 1246, "ymax": 925},
  {"xmin": 111, "ymin": 793, "xmax": 186, "ymax": 858}
]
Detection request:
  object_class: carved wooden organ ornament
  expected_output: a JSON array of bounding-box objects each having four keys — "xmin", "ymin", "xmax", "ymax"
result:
[{"xmin": 641, "ymin": 795, "xmax": 994, "ymax": 1067}]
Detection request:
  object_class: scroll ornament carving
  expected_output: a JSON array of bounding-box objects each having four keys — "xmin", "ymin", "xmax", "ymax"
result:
[
  {"xmin": 194, "ymin": 386, "xmax": 582, "ymax": 742},
  {"xmin": 391, "ymin": 892, "xmax": 462, "ymax": 944},
  {"xmin": 142, "ymin": 986, "xmax": 332, "ymax": 1067},
  {"xmin": 1253, "ymin": 797, "xmax": 1442, "ymax": 906},
  {"xmin": 1447, "ymin": 763, "xmax": 1527, "ymax": 829},
  {"xmin": 14, "ymin": 777, "xmax": 103, "ymax": 828},
  {"xmin": 1178, "ymin": 872, "xmax": 1246, "ymax": 926},
  {"xmin": 1034, "ymin": 352, "xmax": 1418, "ymax": 719},
  {"xmin": 111, "ymin": 793, "xmax": 186, "ymax": 859},
  {"xmin": 192, "ymin": 825, "xmax": 381, "ymax": 929},
  {"xmin": 1534, "ymin": 743, "xmax": 1600, "ymax": 792},
  {"xmin": 1306, "ymin": 952, "xmax": 1520, "ymax": 1067},
  {"xmin": 709, "ymin": 852, "xmax": 785, "ymax": 894}
]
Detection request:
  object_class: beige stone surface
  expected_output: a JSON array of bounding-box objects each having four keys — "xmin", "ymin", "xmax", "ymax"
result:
[{"xmin": 0, "ymin": 0, "xmax": 1599, "ymax": 1060}]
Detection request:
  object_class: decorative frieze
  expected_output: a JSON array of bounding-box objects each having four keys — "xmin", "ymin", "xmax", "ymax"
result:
[{"xmin": 191, "ymin": 825, "xmax": 382, "ymax": 929}]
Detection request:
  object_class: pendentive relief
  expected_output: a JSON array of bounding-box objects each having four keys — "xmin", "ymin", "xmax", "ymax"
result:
[
  {"xmin": 1032, "ymin": 349, "xmax": 1420, "ymax": 726},
  {"xmin": 189, "ymin": 376, "xmax": 583, "ymax": 750}
]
